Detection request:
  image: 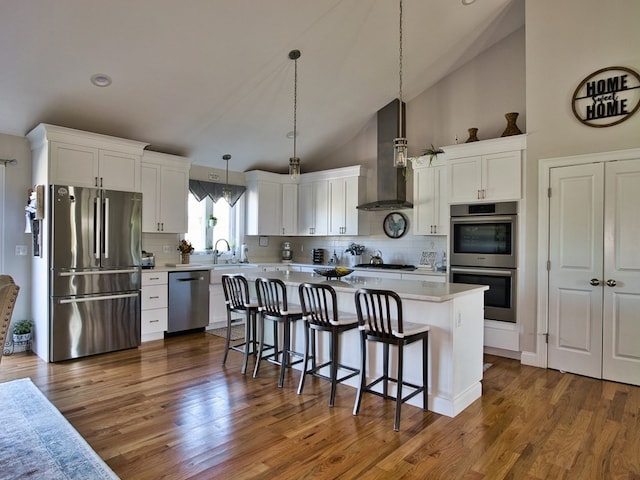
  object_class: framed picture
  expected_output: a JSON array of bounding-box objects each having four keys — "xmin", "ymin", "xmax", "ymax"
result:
[{"xmin": 383, "ymin": 212, "xmax": 407, "ymax": 239}]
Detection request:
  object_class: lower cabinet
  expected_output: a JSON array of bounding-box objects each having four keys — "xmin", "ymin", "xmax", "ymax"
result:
[{"xmin": 141, "ymin": 271, "xmax": 168, "ymax": 341}]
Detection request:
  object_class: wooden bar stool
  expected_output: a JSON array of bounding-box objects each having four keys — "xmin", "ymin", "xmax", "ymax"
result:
[
  {"xmin": 253, "ymin": 277, "xmax": 304, "ymax": 388},
  {"xmin": 297, "ymin": 282, "xmax": 360, "ymax": 407},
  {"xmin": 221, "ymin": 274, "xmax": 259, "ymax": 375},
  {"xmin": 353, "ymin": 288, "xmax": 430, "ymax": 431}
]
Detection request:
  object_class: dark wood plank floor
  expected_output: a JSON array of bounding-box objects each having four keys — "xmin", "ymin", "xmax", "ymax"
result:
[{"xmin": 1, "ymin": 332, "xmax": 639, "ymax": 479}]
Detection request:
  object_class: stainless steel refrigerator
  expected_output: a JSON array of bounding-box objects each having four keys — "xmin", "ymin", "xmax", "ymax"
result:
[{"xmin": 49, "ymin": 185, "xmax": 142, "ymax": 362}]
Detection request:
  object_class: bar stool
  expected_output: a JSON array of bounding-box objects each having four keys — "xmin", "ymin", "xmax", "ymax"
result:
[
  {"xmin": 253, "ymin": 277, "xmax": 304, "ymax": 388},
  {"xmin": 297, "ymin": 283, "xmax": 360, "ymax": 407},
  {"xmin": 221, "ymin": 274, "xmax": 259, "ymax": 375},
  {"xmin": 353, "ymin": 288, "xmax": 430, "ymax": 431}
]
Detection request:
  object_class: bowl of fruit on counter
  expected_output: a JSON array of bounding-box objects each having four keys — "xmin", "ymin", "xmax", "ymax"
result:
[{"xmin": 313, "ymin": 266, "xmax": 354, "ymax": 279}]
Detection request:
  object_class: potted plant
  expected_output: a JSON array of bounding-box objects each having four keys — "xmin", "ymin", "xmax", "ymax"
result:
[
  {"xmin": 177, "ymin": 240, "xmax": 194, "ymax": 264},
  {"xmin": 422, "ymin": 144, "xmax": 445, "ymax": 166},
  {"xmin": 12, "ymin": 319, "xmax": 33, "ymax": 344}
]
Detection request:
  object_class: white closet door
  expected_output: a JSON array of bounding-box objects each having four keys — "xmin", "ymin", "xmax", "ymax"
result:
[
  {"xmin": 602, "ymin": 160, "xmax": 640, "ymax": 385},
  {"xmin": 547, "ymin": 162, "xmax": 604, "ymax": 378}
]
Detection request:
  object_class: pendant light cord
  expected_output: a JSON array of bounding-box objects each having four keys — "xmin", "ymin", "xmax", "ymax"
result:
[
  {"xmin": 398, "ymin": 0, "xmax": 404, "ymax": 135},
  {"xmin": 292, "ymin": 51, "xmax": 299, "ymax": 159}
]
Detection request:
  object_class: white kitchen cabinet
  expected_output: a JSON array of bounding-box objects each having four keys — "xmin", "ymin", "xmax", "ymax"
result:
[
  {"xmin": 297, "ymin": 179, "xmax": 328, "ymax": 235},
  {"xmin": 326, "ymin": 166, "xmax": 368, "ymax": 236},
  {"xmin": 27, "ymin": 123, "xmax": 148, "ymax": 192},
  {"xmin": 443, "ymin": 135, "xmax": 526, "ymax": 204},
  {"xmin": 245, "ymin": 171, "xmax": 297, "ymax": 236},
  {"xmin": 141, "ymin": 271, "xmax": 168, "ymax": 341},
  {"xmin": 411, "ymin": 157, "xmax": 448, "ymax": 235},
  {"xmin": 141, "ymin": 151, "xmax": 190, "ymax": 233},
  {"xmin": 401, "ymin": 272, "xmax": 446, "ymax": 283}
]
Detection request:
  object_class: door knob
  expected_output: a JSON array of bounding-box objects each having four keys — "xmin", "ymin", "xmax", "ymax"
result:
[
  {"xmin": 606, "ymin": 279, "xmax": 617, "ymax": 287},
  {"xmin": 589, "ymin": 278, "xmax": 601, "ymax": 286}
]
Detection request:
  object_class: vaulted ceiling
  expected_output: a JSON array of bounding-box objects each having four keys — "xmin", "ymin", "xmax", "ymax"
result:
[{"xmin": 0, "ymin": 0, "xmax": 523, "ymax": 173}]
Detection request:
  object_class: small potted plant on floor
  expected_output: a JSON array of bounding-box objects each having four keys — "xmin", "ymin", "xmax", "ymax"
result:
[{"xmin": 12, "ymin": 319, "xmax": 33, "ymax": 344}]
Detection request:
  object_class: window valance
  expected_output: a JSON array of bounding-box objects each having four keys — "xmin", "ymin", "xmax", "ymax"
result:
[{"xmin": 188, "ymin": 180, "xmax": 246, "ymax": 207}]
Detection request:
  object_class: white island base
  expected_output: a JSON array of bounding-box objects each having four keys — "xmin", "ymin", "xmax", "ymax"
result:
[{"xmin": 243, "ymin": 271, "xmax": 488, "ymax": 418}]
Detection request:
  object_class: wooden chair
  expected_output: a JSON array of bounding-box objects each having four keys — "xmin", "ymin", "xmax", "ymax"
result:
[
  {"xmin": 253, "ymin": 277, "xmax": 303, "ymax": 388},
  {"xmin": 353, "ymin": 288, "xmax": 430, "ymax": 431},
  {"xmin": 0, "ymin": 275, "xmax": 20, "ymax": 363},
  {"xmin": 221, "ymin": 274, "xmax": 259, "ymax": 375},
  {"xmin": 297, "ymin": 282, "xmax": 359, "ymax": 407}
]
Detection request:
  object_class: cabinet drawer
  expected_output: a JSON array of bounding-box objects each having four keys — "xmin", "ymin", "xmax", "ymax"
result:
[
  {"xmin": 142, "ymin": 271, "xmax": 168, "ymax": 286},
  {"xmin": 141, "ymin": 308, "xmax": 168, "ymax": 334},
  {"xmin": 141, "ymin": 284, "xmax": 167, "ymax": 310}
]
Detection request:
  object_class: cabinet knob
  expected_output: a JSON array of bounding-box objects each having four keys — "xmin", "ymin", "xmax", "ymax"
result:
[
  {"xmin": 589, "ymin": 278, "xmax": 601, "ymax": 286},
  {"xmin": 606, "ymin": 279, "xmax": 617, "ymax": 287}
]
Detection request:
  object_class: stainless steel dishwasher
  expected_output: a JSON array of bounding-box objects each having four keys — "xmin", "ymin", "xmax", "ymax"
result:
[{"xmin": 168, "ymin": 270, "xmax": 210, "ymax": 333}]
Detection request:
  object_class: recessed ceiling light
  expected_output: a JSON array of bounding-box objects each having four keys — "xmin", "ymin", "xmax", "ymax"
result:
[
  {"xmin": 90, "ymin": 73, "xmax": 112, "ymax": 87},
  {"xmin": 462, "ymin": 0, "xmax": 477, "ymax": 5}
]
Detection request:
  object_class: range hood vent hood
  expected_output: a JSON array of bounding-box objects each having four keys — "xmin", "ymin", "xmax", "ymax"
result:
[{"xmin": 357, "ymin": 99, "xmax": 413, "ymax": 211}]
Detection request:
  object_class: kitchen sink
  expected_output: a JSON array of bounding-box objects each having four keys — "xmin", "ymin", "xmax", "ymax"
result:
[{"xmin": 353, "ymin": 264, "xmax": 417, "ymax": 271}]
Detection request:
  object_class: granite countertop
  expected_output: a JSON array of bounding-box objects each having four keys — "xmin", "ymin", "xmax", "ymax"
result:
[{"xmin": 242, "ymin": 270, "xmax": 486, "ymax": 303}]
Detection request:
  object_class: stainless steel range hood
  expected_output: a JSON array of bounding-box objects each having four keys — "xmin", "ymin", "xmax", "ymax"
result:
[{"xmin": 357, "ymin": 99, "xmax": 413, "ymax": 211}]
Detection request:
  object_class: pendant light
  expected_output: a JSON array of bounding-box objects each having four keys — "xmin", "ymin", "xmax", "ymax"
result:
[
  {"xmin": 222, "ymin": 154, "xmax": 232, "ymax": 204},
  {"xmin": 393, "ymin": 0, "xmax": 408, "ymax": 168},
  {"xmin": 288, "ymin": 49, "xmax": 301, "ymax": 179}
]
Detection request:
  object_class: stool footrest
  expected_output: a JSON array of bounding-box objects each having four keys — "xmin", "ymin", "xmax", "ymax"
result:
[{"xmin": 364, "ymin": 376, "xmax": 426, "ymax": 404}]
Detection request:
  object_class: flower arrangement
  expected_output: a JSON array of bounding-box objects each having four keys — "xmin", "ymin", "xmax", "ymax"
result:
[
  {"xmin": 177, "ymin": 240, "xmax": 194, "ymax": 254},
  {"xmin": 345, "ymin": 243, "xmax": 365, "ymax": 256}
]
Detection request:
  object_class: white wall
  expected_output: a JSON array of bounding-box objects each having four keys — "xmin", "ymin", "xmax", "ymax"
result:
[
  {"xmin": 523, "ymin": 0, "xmax": 640, "ymax": 353},
  {"xmin": 0, "ymin": 133, "xmax": 33, "ymax": 325}
]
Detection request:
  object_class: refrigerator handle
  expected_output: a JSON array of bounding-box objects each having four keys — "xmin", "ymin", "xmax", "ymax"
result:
[
  {"xmin": 94, "ymin": 196, "xmax": 101, "ymax": 259},
  {"xmin": 103, "ymin": 197, "xmax": 110, "ymax": 259}
]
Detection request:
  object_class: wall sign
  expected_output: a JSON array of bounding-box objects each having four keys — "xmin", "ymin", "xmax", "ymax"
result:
[{"xmin": 571, "ymin": 66, "xmax": 640, "ymax": 127}]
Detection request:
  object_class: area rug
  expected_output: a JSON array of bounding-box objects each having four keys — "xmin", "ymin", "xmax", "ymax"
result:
[
  {"xmin": 0, "ymin": 378, "xmax": 119, "ymax": 479},
  {"xmin": 206, "ymin": 325, "xmax": 245, "ymax": 340}
]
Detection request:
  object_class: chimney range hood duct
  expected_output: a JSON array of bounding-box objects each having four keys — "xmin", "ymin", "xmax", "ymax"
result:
[{"xmin": 357, "ymin": 99, "xmax": 413, "ymax": 211}]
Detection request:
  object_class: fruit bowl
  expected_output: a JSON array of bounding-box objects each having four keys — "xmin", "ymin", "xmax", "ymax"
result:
[{"xmin": 313, "ymin": 267, "xmax": 354, "ymax": 279}]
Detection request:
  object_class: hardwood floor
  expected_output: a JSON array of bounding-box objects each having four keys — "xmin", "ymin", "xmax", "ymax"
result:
[{"xmin": 1, "ymin": 332, "xmax": 639, "ymax": 479}]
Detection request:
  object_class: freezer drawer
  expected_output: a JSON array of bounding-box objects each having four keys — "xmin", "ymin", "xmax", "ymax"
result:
[
  {"xmin": 50, "ymin": 291, "xmax": 140, "ymax": 362},
  {"xmin": 168, "ymin": 270, "xmax": 210, "ymax": 333}
]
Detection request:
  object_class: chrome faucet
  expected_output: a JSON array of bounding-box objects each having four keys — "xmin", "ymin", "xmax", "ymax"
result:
[{"xmin": 213, "ymin": 239, "xmax": 231, "ymax": 264}]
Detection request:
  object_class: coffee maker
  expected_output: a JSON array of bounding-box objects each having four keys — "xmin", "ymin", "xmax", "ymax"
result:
[{"xmin": 281, "ymin": 242, "xmax": 293, "ymax": 262}]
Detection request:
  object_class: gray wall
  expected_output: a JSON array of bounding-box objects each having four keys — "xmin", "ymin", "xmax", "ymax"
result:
[{"xmin": 0, "ymin": 133, "xmax": 33, "ymax": 324}]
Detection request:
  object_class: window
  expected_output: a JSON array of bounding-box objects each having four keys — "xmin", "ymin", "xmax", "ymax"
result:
[{"xmin": 185, "ymin": 193, "xmax": 242, "ymax": 252}]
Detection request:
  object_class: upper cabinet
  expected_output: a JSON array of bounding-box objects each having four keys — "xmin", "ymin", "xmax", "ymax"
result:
[
  {"xmin": 27, "ymin": 124, "xmax": 148, "ymax": 192},
  {"xmin": 246, "ymin": 166, "xmax": 367, "ymax": 237},
  {"xmin": 443, "ymin": 135, "xmax": 526, "ymax": 204},
  {"xmin": 141, "ymin": 151, "xmax": 191, "ymax": 233},
  {"xmin": 298, "ymin": 179, "xmax": 328, "ymax": 236},
  {"xmin": 411, "ymin": 157, "xmax": 448, "ymax": 235},
  {"xmin": 327, "ymin": 169, "xmax": 368, "ymax": 236},
  {"xmin": 245, "ymin": 171, "xmax": 298, "ymax": 236}
]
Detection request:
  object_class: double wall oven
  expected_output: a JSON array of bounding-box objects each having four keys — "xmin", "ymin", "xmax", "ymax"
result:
[{"xmin": 449, "ymin": 202, "xmax": 518, "ymax": 323}]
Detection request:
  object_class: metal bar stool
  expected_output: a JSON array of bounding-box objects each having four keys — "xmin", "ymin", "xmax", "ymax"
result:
[
  {"xmin": 353, "ymin": 288, "xmax": 430, "ymax": 431},
  {"xmin": 253, "ymin": 277, "xmax": 304, "ymax": 388},
  {"xmin": 221, "ymin": 274, "xmax": 259, "ymax": 375},
  {"xmin": 297, "ymin": 282, "xmax": 360, "ymax": 407}
]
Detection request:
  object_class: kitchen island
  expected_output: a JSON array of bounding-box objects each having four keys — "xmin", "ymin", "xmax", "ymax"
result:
[{"xmin": 241, "ymin": 270, "xmax": 488, "ymax": 418}]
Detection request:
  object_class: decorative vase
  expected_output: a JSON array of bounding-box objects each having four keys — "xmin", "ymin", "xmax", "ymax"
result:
[
  {"xmin": 465, "ymin": 128, "xmax": 479, "ymax": 143},
  {"xmin": 181, "ymin": 253, "xmax": 190, "ymax": 264},
  {"xmin": 501, "ymin": 112, "xmax": 522, "ymax": 137}
]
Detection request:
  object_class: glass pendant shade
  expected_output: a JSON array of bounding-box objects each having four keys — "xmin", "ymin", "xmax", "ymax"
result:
[
  {"xmin": 289, "ymin": 157, "xmax": 300, "ymax": 179},
  {"xmin": 222, "ymin": 186, "xmax": 232, "ymax": 203},
  {"xmin": 393, "ymin": 137, "xmax": 408, "ymax": 168}
]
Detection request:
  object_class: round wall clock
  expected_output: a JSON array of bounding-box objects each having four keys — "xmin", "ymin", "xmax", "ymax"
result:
[{"xmin": 383, "ymin": 212, "xmax": 408, "ymax": 238}]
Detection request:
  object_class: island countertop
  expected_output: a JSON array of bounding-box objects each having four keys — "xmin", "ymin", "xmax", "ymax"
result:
[{"xmin": 242, "ymin": 270, "xmax": 488, "ymax": 302}]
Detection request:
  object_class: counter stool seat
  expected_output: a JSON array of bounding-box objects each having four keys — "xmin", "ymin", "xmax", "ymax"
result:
[
  {"xmin": 353, "ymin": 288, "xmax": 430, "ymax": 431},
  {"xmin": 253, "ymin": 277, "xmax": 304, "ymax": 388},
  {"xmin": 297, "ymin": 283, "xmax": 359, "ymax": 407},
  {"xmin": 221, "ymin": 274, "xmax": 260, "ymax": 375}
]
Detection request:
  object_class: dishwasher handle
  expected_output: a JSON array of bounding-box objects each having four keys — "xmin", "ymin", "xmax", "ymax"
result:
[{"xmin": 176, "ymin": 276, "xmax": 205, "ymax": 282}]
